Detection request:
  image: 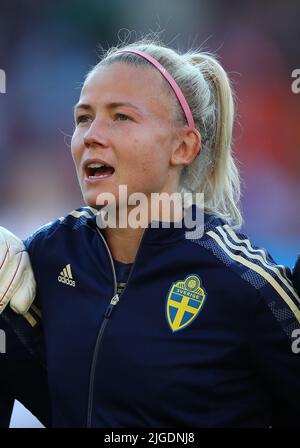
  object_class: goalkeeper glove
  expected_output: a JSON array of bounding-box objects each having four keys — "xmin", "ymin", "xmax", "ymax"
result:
[{"xmin": 0, "ymin": 226, "xmax": 36, "ymax": 315}]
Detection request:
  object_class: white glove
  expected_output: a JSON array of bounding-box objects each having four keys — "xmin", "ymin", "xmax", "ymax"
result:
[{"xmin": 0, "ymin": 226, "xmax": 36, "ymax": 315}]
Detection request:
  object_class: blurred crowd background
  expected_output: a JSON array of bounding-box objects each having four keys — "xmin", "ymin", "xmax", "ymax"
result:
[{"xmin": 0, "ymin": 0, "xmax": 300, "ymax": 427}]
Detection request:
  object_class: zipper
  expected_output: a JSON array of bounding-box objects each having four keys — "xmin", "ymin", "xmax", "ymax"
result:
[
  {"xmin": 104, "ymin": 293, "xmax": 120, "ymax": 318},
  {"xmin": 86, "ymin": 225, "xmax": 148, "ymax": 427}
]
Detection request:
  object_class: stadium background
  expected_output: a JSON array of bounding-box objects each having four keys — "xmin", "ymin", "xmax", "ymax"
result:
[{"xmin": 0, "ymin": 0, "xmax": 299, "ymax": 427}]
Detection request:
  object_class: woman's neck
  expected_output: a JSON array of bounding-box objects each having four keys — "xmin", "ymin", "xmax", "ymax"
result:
[
  {"xmin": 99, "ymin": 195, "xmax": 184, "ymax": 263},
  {"xmin": 103, "ymin": 226, "xmax": 145, "ymax": 264}
]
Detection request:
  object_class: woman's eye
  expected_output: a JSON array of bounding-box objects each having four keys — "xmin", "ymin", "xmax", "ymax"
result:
[
  {"xmin": 115, "ymin": 113, "xmax": 130, "ymax": 121},
  {"xmin": 76, "ymin": 115, "xmax": 90, "ymax": 124}
]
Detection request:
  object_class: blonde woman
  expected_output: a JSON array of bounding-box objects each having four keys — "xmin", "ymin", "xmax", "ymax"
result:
[{"xmin": 0, "ymin": 38, "xmax": 300, "ymax": 428}]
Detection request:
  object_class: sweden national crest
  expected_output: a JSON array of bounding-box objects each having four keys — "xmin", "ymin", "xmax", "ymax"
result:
[{"xmin": 166, "ymin": 274, "xmax": 207, "ymax": 332}]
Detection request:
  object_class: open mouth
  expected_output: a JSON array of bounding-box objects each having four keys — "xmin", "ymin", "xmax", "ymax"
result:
[{"xmin": 85, "ymin": 162, "xmax": 115, "ymax": 180}]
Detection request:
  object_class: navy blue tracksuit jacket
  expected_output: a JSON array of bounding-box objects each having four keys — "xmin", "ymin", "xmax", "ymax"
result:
[
  {"xmin": 1, "ymin": 205, "xmax": 300, "ymax": 427},
  {"xmin": 293, "ymin": 256, "xmax": 300, "ymax": 295}
]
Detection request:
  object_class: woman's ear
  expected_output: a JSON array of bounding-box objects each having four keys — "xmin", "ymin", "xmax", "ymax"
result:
[{"xmin": 170, "ymin": 128, "xmax": 201, "ymax": 167}]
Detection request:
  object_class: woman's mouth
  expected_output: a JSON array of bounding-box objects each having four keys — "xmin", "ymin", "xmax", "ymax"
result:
[{"xmin": 84, "ymin": 162, "xmax": 115, "ymax": 182}]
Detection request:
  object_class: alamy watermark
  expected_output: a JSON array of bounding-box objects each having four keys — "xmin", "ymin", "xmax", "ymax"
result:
[
  {"xmin": 96, "ymin": 186, "xmax": 205, "ymax": 239},
  {"xmin": 291, "ymin": 328, "xmax": 300, "ymax": 354},
  {"xmin": 0, "ymin": 69, "xmax": 6, "ymax": 94},
  {"xmin": 291, "ymin": 69, "xmax": 300, "ymax": 94},
  {"xmin": 0, "ymin": 329, "xmax": 6, "ymax": 353}
]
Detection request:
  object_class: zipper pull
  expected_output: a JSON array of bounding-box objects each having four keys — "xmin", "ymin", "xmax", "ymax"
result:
[{"xmin": 104, "ymin": 294, "xmax": 119, "ymax": 318}]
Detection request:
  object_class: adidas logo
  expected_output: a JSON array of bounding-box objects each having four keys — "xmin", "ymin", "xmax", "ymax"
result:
[{"xmin": 58, "ymin": 264, "xmax": 76, "ymax": 287}]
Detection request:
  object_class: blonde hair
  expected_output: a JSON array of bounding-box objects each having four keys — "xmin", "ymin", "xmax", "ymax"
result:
[{"xmin": 86, "ymin": 38, "xmax": 242, "ymax": 228}]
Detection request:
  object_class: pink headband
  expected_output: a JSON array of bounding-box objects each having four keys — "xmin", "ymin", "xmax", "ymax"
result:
[{"xmin": 115, "ymin": 49, "xmax": 195, "ymax": 129}]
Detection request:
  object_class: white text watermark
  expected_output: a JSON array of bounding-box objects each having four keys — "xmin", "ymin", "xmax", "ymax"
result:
[
  {"xmin": 0, "ymin": 329, "xmax": 6, "ymax": 353},
  {"xmin": 291, "ymin": 328, "xmax": 300, "ymax": 354},
  {"xmin": 291, "ymin": 69, "xmax": 300, "ymax": 94},
  {"xmin": 96, "ymin": 187, "xmax": 204, "ymax": 239},
  {"xmin": 0, "ymin": 69, "xmax": 6, "ymax": 94}
]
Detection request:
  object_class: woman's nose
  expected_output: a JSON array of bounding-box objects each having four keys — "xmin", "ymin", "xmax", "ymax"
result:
[{"xmin": 83, "ymin": 118, "xmax": 110, "ymax": 148}]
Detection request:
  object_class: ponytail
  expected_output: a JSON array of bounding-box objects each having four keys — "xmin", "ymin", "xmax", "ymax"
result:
[{"xmin": 183, "ymin": 52, "xmax": 242, "ymax": 227}]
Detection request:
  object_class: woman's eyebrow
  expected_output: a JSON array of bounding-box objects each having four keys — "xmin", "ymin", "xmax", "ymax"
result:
[
  {"xmin": 107, "ymin": 101, "xmax": 141, "ymax": 112},
  {"xmin": 73, "ymin": 103, "xmax": 91, "ymax": 113},
  {"xmin": 74, "ymin": 101, "xmax": 142, "ymax": 113}
]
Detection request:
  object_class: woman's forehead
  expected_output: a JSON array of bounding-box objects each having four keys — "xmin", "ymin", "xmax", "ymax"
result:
[{"xmin": 79, "ymin": 62, "xmax": 175, "ymax": 114}]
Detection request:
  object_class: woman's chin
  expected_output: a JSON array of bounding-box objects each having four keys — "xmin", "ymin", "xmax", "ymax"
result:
[
  {"xmin": 82, "ymin": 192, "xmax": 100, "ymax": 209},
  {"xmin": 83, "ymin": 192, "xmax": 117, "ymax": 211}
]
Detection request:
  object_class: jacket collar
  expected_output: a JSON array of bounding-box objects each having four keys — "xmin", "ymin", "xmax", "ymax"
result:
[{"xmin": 87, "ymin": 204, "xmax": 223, "ymax": 245}]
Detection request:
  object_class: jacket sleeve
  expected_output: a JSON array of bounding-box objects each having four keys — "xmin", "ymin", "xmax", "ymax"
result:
[
  {"xmin": 0, "ymin": 220, "xmax": 62, "ymax": 427},
  {"xmin": 247, "ymin": 271, "xmax": 300, "ymax": 428},
  {"xmin": 0, "ymin": 393, "xmax": 14, "ymax": 428},
  {"xmin": 0, "ymin": 302, "xmax": 51, "ymax": 427},
  {"xmin": 293, "ymin": 255, "xmax": 300, "ymax": 296}
]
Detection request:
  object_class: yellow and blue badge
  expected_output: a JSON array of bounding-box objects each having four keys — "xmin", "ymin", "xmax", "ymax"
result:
[{"xmin": 166, "ymin": 274, "xmax": 207, "ymax": 332}]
